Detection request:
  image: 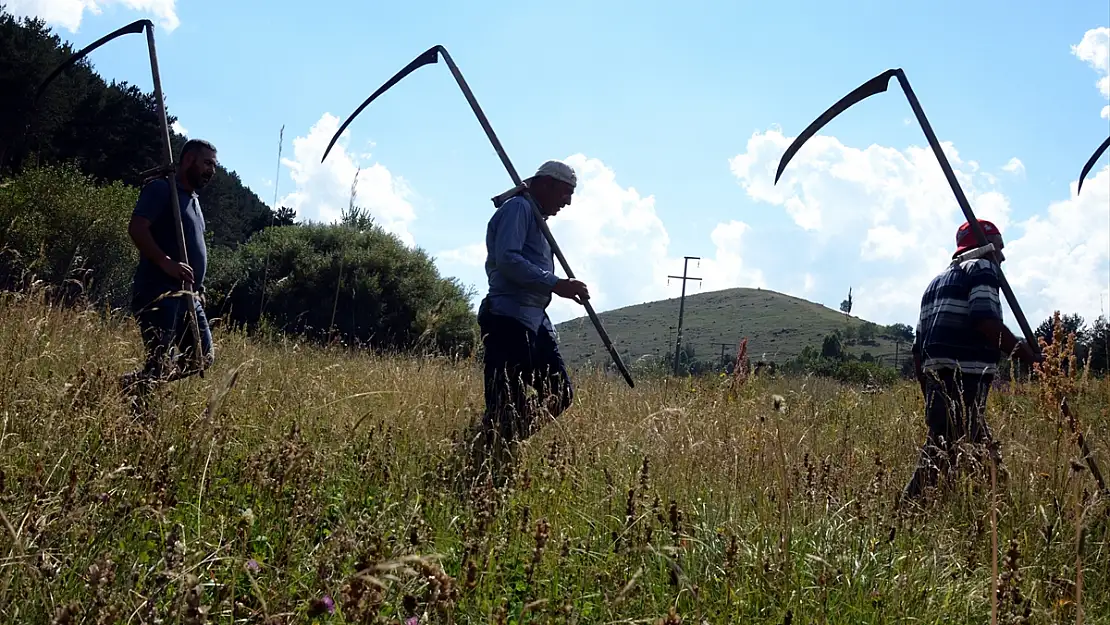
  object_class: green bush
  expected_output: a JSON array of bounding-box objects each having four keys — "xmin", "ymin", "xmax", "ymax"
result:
[
  {"xmin": 831, "ymin": 359, "xmax": 899, "ymax": 386},
  {"xmin": 0, "ymin": 163, "xmax": 138, "ymax": 307},
  {"xmin": 205, "ymin": 219, "xmax": 479, "ymax": 358},
  {"xmin": 782, "ymin": 337, "xmax": 900, "ymax": 387}
]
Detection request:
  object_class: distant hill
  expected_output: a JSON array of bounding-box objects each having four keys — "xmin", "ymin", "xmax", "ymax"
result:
[{"xmin": 553, "ymin": 287, "xmax": 915, "ymax": 371}]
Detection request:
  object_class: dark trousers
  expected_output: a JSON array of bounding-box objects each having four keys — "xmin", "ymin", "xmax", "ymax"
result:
[
  {"xmin": 479, "ymin": 307, "xmax": 573, "ymax": 446},
  {"xmin": 128, "ymin": 290, "xmax": 214, "ymax": 383},
  {"xmin": 902, "ymin": 367, "xmax": 998, "ymax": 500}
]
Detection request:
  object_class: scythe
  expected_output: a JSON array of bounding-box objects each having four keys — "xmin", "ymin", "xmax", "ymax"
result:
[
  {"xmin": 1077, "ymin": 136, "xmax": 1109, "ymax": 195},
  {"xmin": 321, "ymin": 45, "xmax": 635, "ymax": 388},
  {"xmin": 775, "ymin": 68, "xmax": 1040, "ymax": 355},
  {"xmin": 36, "ymin": 19, "xmax": 206, "ymax": 377}
]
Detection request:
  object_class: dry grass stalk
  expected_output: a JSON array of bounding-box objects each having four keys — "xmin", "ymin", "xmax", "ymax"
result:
[{"xmin": 0, "ymin": 289, "xmax": 1106, "ymax": 621}]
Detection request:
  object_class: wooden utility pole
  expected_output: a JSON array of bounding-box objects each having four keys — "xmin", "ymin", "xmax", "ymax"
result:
[
  {"xmin": 669, "ymin": 256, "xmax": 702, "ymax": 376},
  {"xmin": 718, "ymin": 342, "xmax": 734, "ymax": 371}
]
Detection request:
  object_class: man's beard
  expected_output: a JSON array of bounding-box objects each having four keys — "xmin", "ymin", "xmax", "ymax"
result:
[{"xmin": 189, "ymin": 169, "xmax": 212, "ymax": 189}]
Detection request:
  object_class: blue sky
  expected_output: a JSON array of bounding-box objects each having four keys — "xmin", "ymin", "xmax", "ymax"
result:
[{"xmin": 11, "ymin": 0, "xmax": 1110, "ymax": 338}]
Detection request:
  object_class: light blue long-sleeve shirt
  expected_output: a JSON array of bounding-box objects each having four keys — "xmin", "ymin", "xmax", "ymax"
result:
[{"xmin": 483, "ymin": 195, "xmax": 560, "ymax": 333}]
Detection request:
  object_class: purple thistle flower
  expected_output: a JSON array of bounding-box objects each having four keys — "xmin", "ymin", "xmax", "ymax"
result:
[
  {"xmin": 405, "ymin": 617, "xmax": 418, "ymax": 625},
  {"xmin": 307, "ymin": 594, "xmax": 335, "ymax": 617},
  {"xmin": 245, "ymin": 559, "xmax": 260, "ymax": 573}
]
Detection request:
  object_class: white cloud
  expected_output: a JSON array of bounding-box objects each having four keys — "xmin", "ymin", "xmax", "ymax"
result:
[
  {"xmin": 171, "ymin": 120, "xmax": 187, "ymax": 136},
  {"xmin": 1072, "ymin": 26, "xmax": 1110, "ymax": 119},
  {"xmin": 435, "ymin": 154, "xmax": 766, "ymax": 325},
  {"xmin": 728, "ymin": 127, "xmax": 1110, "ymax": 329},
  {"xmin": 435, "ymin": 242, "xmax": 485, "ymax": 268},
  {"xmin": 279, "ymin": 113, "xmax": 417, "ymax": 246},
  {"xmin": 730, "ymin": 129, "xmax": 1010, "ymax": 243},
  {"xmin": 861, "ymin": 224, "xmax": 918, "ymax": 261},
  {"xmin": 685, "ymin": 220, "xmax": 767, "ymax": 294},
  {"xmin": 1004, "ymin": 165, "xmax": 1110, "ymax": 325},
  {"xmin": 803, "ymin": 273, "xmax": 816, "ymax": 294},
  {"xmin": 6, "ymin": 0, "xmax": 179, "ymax": 32},
  {"xmin": 1002, "ymin": 157, "xmax": 1025, "ymax": 176},
  {"xmin": 530, "ymin": 153, "xmax": 673, "ymax": 323}
]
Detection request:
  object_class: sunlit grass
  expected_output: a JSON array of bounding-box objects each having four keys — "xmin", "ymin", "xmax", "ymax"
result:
[{"xmin": 0, "ymin": 289, "xmax": 1106, "ymax": 624}]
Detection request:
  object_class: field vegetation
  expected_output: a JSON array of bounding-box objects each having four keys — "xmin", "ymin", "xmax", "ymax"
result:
[
  {"xmin": 2, "ymin": 9, "xmax": 1108, "ymax": 623},
  {"xmin": 0, "ymin": 291, "xmax": 1106, "ymax": 624}
]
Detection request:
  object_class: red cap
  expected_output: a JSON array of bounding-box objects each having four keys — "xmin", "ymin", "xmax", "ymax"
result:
[{"xmin": 955, "ymin": 219, "xmax": 1002, "ymax": 254}]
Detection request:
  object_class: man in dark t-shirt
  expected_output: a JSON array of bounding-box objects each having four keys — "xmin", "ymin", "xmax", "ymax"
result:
[{"xmin": 120, "ymin": 139, "xmax": 218, "ymax": 393}]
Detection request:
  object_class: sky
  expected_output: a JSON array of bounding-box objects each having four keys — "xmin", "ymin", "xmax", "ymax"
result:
[{"xmin": 8, "ymin": 0, "xmax": 1110, "ymax": 340}]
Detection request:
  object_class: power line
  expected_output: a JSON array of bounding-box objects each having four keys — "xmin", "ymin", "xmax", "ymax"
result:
[{"xmin": 669, "ymin": 256, "xmax": 701, "ymax": 376}]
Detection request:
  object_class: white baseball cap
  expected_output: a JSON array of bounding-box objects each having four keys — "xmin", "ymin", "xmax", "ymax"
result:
[
  {"xmin": 530, "ymin": 160, "xmax": 577, "ymax": 188},
  {"xmin": 490, "ymin": 159, "xmax": 577, "ymax": 207}
]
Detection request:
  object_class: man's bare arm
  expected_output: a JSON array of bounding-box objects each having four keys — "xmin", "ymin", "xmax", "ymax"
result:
[{"xmin": 128, "ymin": 215, "xmax": 193, "ymax": 285}]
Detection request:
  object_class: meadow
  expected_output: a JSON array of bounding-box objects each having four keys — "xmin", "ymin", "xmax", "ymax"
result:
[{"xmin": 0, "ymin": 289, "xmax": 1106, "ymax": 624}]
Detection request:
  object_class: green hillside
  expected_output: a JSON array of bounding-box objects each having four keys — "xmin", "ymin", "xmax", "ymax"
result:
[{"xmin": 553, "ymin": 287, "xmax": 915, "ymax": 371}]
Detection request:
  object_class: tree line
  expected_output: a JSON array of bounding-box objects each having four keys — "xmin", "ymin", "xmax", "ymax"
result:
[
  {"xmin": 1032, "ymin": 312, "xmax": 1109, "ymax": 375},
  {"xmin": 795, "ymin": 313, "xmax": 1110, "ymax": 386},
  {"xmin": 678, "ymin": 314, "xmax": 1110, "ymax": 388},
  {"xmin": 0, "ymin": 8, "xmax": 478, "ymax": 357}
]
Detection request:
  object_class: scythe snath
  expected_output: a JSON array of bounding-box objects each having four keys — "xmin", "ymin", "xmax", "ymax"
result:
[
  {"xmin": 1077, "ymin": 136, "xmax": 1109, "ymax": 195},
  {"xmin": 36, "ymin": 19, "xmax": 206, "ymax": 376},
  {"xmin": 321, "ymin": 45, "xmax": 635, "ymax": 388},
  {"xmin": 775, "ymin": 68, "xmax": 1040, "ymax": 355}
]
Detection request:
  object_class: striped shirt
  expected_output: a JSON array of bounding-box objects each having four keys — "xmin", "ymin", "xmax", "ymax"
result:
[{"xmin": 912, "ymin": 258, "xmax": 1004, "ymax": 375}]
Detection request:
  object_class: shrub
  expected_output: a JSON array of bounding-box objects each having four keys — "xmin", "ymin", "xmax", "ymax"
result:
[
  {"xmin": 205, "ymin": 219, "xmax": 479, "ymax": 358},
  {"xmin": 782, "ymin": 335, "xmax": 900, "ymax": 387},
  {"xmin": 0, "ymin": 163, "xmax": 138, "ymax": 307},
  {"xmin": 831, "ymin": 358, "xmax": 899, "ymax": 386}
]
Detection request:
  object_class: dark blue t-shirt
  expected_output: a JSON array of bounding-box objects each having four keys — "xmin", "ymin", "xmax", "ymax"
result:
[{"xmin": 131, "ymin": 177, "xmax": 207, "ymax": 305}]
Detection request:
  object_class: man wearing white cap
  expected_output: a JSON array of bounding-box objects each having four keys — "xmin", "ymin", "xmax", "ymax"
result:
[{"xmin": 477, "ymin": 160, "xmax": 590, "ymax": 468}]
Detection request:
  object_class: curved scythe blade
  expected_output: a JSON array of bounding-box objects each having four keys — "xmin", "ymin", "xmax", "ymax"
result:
[
  {"xmin": 774, "ymin": 69, "xmax": 899, "ymax": 184},
  {"xmin": 1077, "ymin": 136, "xmax": 1110, "ymax": 195},
  {"xmin": 321, "ymin": 45, "xmax": 444, "ymax": 163},
  {"xmin": 316, "ymin": 44, "xmax": 636, "ymax": 387},
  {"xmin": 35, "ymin": 19, "xmax": 151, "ymax": 104}
]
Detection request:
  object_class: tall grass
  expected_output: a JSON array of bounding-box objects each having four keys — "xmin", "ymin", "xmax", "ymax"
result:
[{"xmin": 0, "ymin": 289, "xmax": 1106, "ymax": 624}]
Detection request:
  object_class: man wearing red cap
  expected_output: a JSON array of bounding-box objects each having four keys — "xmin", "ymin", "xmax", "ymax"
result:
[{"xmin": 901, "ymin": 219, "xmax": 1041, "ymax": 502}]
